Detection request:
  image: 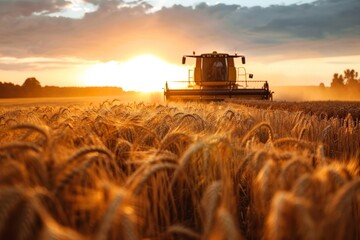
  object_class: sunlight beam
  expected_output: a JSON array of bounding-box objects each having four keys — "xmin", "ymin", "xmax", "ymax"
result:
[{"xmin": 78, "ymin": 55, "xmax": 188, "ymax": 92}]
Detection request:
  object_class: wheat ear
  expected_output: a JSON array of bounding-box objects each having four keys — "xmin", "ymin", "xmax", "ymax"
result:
[
  {"xmin": 265, "ymin": 192, "xmax": 316, "ymax": 240},
  {"xmin": 253, "ymin": 160, "xmax": 277, "ymax": 212},
  {"xmin": 240, "ymin": 122, "xmax": 273, "ymax": 147},
  {"xmin": 10, "ymin": 124, "xmax": 49, "ymax": 147},
  {"xmin": 323, "ymin": 179, "xmax": 360, "ymax": 240},
  {"xmin": 95, "ymin": 189, "xmax": 129, "ymax": 240},
  {"xmin": 224, "ymin": 109, "xmax": 236, "ymax": 120},
  {"xmin": 201, "ymin": 181, "xmax": 222, "ymax": 238},
  {"xmin": 129, "ymin": 162, "xmax": 178, "ymax": 195},
  {"xmin": 280, "ymin": 159, "xmax": 311, "ymax": 190},
  {"xmin": 170, "ymin": 141, "xmax": 207, "ymax": 187},
  {"xmin": 211, "ymin": 207, "xmax": 241, "ymax": 240},
  {"xmin": 54, "ymin": 156, "xmax": 98, "ymax": 195},
  {"xmin": 273, "ymin": 137, "xmax": 313, "ymax": 149},
  {"xmin": 57, "ymin": 146, "xmax": 114, "ymax": 174}
]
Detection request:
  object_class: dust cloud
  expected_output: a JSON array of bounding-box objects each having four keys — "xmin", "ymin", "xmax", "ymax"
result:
[
  {"xmin": 272, "ymin": 86, "xmax": 360, "ymax": 102},
  {"xmin": 138, "ymin": 87, "xmax": 360, "ymax": 103}
]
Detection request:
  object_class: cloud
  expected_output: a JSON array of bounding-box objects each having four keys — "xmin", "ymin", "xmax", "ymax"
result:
[
  {"xmin": 172, "ymin": 1, "xmax": 360, "ymax": 58},
  {"xmin": 0, "ymin": 0, "xmax": 359, "ymax": 70},
  {"xmin": 0, "ymin": 57, "xmax": 94, "ymax": 71},
  {"xmin": 254, "ymin": 0, "xmax": 360, "ymax": 39},
  {"xmin": 0, "ymin": 0, "xmax": 70, "ymax": 17}
]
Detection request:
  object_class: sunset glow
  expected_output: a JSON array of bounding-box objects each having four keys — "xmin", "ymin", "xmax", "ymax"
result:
[
  {"xmin": 0, "ymin": 0, "xmax": 359, "ymax": 95},
  {"xmin": 1, "ymin": 2, "xmax": 360, "ymax": 238},
  {"xmin": 79, "ymin": 55, "xmax": 188, "ymax": 92}
]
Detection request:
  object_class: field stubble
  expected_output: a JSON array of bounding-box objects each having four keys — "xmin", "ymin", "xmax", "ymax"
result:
[{"xmin": 0, "ymin": 99, "xmax": 359, "ymax": 240}]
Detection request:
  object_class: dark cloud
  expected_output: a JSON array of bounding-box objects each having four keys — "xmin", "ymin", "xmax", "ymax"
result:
[
  {"xmin": 254, "ymin": 0, "xmax": 360, "ymax": 39},
  {"xmin": 0, "ymin": 0, "xmax": 70, "ymax": 17},
  {"xmin": 0, "ymin": 0, "xmax": 359, "ymax": 70}
]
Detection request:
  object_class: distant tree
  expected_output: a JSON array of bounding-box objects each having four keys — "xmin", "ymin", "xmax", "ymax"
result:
[
  {"xmin": 22, "ymin": 77, "xmax": 41, "ymax": 88},
  {"xmin": 319, "ymin": 82, "xmax": 325, "ymax": 88},
  {"xmin": 329, "ymin": 69, "xmax": 360, "ymax": 100},
  {"xmin": 22, "ymin": 77, "xmax": 42, "ymax": 97},
  {"xmin": 0, "ymin": 81, "xmax": 22, "ymax": 98},
  {"xmin": 343, "ymin": 69, "xmax": 359, "ymax": 87},
  {"xmin": 330, "ymin": 73, "xmax": 345, "ymax": 89}
]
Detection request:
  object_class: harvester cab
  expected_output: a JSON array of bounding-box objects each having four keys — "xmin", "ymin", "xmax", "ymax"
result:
[{"xmin": 164, "ymin": 51, "xmax": 273, "ymax": 101}]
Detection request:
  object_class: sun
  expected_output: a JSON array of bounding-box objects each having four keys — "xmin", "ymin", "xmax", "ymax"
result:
[{"xmin": 79, "ymin": 55, "xmax": 187, "ymax": 92}]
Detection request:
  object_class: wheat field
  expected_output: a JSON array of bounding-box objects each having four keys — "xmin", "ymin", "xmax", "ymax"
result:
[{"xmin": 0, "ymin": 99, "xmax": 359, "ymax": 240}]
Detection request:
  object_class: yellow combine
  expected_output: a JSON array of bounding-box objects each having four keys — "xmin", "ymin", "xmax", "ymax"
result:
[{"xmin": 164, "ymin": 51, "xmax": 273, "ymax": 101}]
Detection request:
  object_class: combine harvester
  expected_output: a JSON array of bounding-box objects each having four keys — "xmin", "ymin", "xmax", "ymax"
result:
[{"xmin": 164, "ymin": 51, "xmax": 273, "ymax": 101}]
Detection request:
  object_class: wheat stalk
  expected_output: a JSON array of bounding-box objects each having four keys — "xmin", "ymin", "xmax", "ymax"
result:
[
  {"xmin": 166, "ymin": 224, "xmax": 201, "ymax": 239},
  {"xmin": 0, "ymin": 141, "xmax": 42, "ymax": 153},
  {"xmin": 0, "ymin": 187, "xmax": 24, "ymax": 235}
]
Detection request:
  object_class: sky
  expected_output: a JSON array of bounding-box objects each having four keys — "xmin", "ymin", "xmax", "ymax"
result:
[{"xmin": 0, "ymin": 0, "xmax": 359, "ymax": 91}]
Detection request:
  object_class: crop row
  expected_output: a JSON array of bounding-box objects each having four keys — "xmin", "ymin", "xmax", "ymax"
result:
[
  {"xmin": 229, "ymin": 99, "xmax": 360, "ymax": 120},
  {"xmin": 0, "ymin": 100, "xmax": 358, "ymax": 239}
]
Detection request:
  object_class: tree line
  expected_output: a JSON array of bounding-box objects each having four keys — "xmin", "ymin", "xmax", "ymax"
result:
[
  {"xmin": 317, "ymin": 69, "xmax": 360, "ymax": 100},
  {"xmin": 0, "ymin": 77, "xmax": 125, "ymax": 98},
  {"xmin": 330, "ymin": 69, "xmax": 360, "ymax": 89}
]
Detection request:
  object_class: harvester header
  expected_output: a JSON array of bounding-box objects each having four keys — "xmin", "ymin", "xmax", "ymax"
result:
[
  {"xmin": 164, "ymin": 51, "xmax": 273, "ymax": 101},
  {"xmin": 182, "ymin": 51, "xmax": 246, "ymax": 64}
]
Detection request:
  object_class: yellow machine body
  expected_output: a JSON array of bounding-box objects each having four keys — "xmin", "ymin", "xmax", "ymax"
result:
[{"xmin": 164, "ymin": 51, "xmax": 273, "ymax": 101}]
